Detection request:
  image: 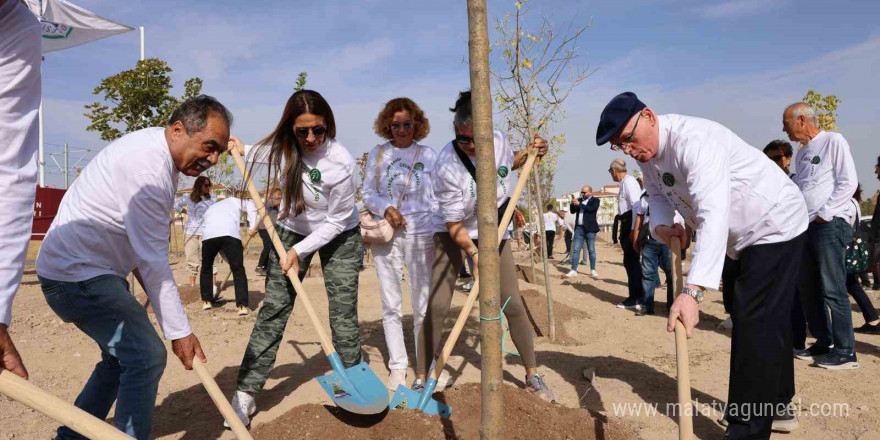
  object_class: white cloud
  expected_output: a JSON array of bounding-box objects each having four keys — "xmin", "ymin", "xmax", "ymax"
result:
[{"xmin": 701, "ymin": 0, "xmax": 786, "ymax": 19}]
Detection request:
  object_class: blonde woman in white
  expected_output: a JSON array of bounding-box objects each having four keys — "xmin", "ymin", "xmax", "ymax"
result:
[
  {"xmin": 173, "ymin": 175, "xmax": 217, "ymax": 288},
  {"xmin": 363, "ymin": 98, "xmax": 438, "ymax": 390}
]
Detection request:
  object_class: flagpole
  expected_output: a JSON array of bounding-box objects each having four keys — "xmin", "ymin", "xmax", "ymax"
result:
[
  {"xmin": 38, "ymin": 0, "xmax": 45, "ymax": 188},
  {"xmin": 139, "ymin": 26, "xmax": 144, "ymax": 61}
]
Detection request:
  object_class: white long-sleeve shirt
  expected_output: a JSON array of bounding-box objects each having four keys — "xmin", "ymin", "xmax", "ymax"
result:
[
  {"xmin": 363, "ymin": 141, "xmax": 437, "ymax": 235},
  {"xmin": 37, "ymin": 128, "xmax": 191, "ymax": 340},
  {"xmin": 643, "ymin": 114, "xmax": 808, "ymax": 290},
  {"xmin": 0, "ymin": 0, "xmax": 41, "ymax": 326},
  {"xmin": 201, "ymin": 197, "xmax": 258, "ymax": 241},
  {"xmin": 248, "ymin": 139, "xmax": 359, "ymax": 258},
  {"xmin": 173, "ymin": 196, "xmax": 215, "ymax": 236},
  {"xmin": 617, "ymin": 174, "xmax": 641, "ymax": 215},
  {"xmin": 791, "ymin": 131, "xmax": 858, "ymax": 224},
  {"xmin": 563, "ymin": 212, "xmax": 575, "ymax": 233},
  {"xmin": 432, "ymin": 131, "xmax": 514, "ymax": 239}
]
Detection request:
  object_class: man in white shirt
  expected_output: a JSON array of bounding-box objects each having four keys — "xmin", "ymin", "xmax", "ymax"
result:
[
  {"xmin": 597, "ymin": 92, "xmax": 809, "ymax": 440},
  {"xmin": 200, "ymin": 197, "xmax": 259, "ymax": 315},
  {"xmin": 35, "ymin": 96, "xmax": 232, "ymax": 440},
  {"xmin": 543, "ymin": 205, "xmax": 560, "ymax": 260},
  {"xmin": 609, "ymin": 159, "xmax": 644, "ymax": 308},
  {"xmin": 785, "ymin": 102, "xmax": 859, "ymax": 370},
  {"xmin": 0, "ymin": 0, "xmax": 40, "ymax": 381}
]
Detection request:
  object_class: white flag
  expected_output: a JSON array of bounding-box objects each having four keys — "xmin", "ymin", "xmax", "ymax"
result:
[{"xmin": 25, "ymin": 0, "xmax": 134, "ymax": 54}]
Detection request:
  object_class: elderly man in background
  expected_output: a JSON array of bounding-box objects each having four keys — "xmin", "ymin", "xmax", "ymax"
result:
[
  {"xmin": 785, "ymin": 102, "xmax": 859, "ymax": 370},
  {"xmin": 598, "ymin": 91, "xmax": 808, "ymax": 439},
  {"xmin": 609, "ymin": 159, "xmax": 643, "ymax": 307},
  {"xmin": 0, "ymin": 0, "xmax": 41, "ymax": 381},
  {"xmin": 35, "ymin": 96, "xmax": 232, "ymax": 439}
]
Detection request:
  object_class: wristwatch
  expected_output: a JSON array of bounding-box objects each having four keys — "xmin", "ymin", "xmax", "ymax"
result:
[{"xmin": 679, "ymin": 287, "xmax": 704, "ymax": 304}]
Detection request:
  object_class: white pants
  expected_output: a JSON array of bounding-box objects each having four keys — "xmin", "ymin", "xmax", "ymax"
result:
[{"xmin": 372, "ymin": 229, "xmax": 433, "ymax": 371}]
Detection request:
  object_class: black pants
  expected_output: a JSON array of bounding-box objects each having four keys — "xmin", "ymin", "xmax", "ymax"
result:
[
  {"xmin": 848, "ymin": 273, "xmax": 880, "ymax": 323},
  {"xmin": 201, "ymin": 236, "xmax": 248, "ymax": 307},
  {"xmin": 564, "ymin": 230, "xmax": 573, "ymax": 255},
  {"xmin": 618, "ymin": 212, "xmax": 643, "ymax": 303},
  {"xmin": 724, "ymin": 233, "xmax": 805, "ymax": 440},
  {"xmin": 257, "ymin": 229, "xmax": 274, "ymax": 269},
  {"xmin": 545, "ymin": 230, "xmax": 556, "ymax": 258}
]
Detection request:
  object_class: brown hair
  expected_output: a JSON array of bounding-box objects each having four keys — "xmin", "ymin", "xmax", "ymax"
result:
[
  {"xmin": 190, "ymin": 176, "xmax": 211, "ymax": 203},
  {"xmin": 373, "ymin": 97, "xmax": 430, "ymax": 141},
  {"xmin": 248, "ymin": 90, "xmax": 337, "ymax": 219}
]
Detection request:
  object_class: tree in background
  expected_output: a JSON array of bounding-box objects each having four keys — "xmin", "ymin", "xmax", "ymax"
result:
[
  {"xmin": 803, "ymin": 89, "xmax": 841, "ymax": 132},
  {"xmin": 355, "ymin": 152, "xmax": 369, "ymax": 203},
  {"xmin": 84, "ymin": 58, "xmax": 203, "ymax": 142}
]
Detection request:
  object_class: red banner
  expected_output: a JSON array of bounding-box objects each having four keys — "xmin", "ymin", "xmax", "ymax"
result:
[{"xmin": 32, "ymin": 186, "xmax": 66, "ymax": 240}]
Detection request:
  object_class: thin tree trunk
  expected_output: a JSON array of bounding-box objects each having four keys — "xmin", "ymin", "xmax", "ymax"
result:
[
  {"xmin": 466, "ymin": 1, "xmax": 504, "ymax": 438},
  {"xmin": 526, "ymin": 178, "xmax": 537, "ymax": 282},
  {"xmin": 532, "ymin": 167, "xmax": 556, "ymax": 341}
]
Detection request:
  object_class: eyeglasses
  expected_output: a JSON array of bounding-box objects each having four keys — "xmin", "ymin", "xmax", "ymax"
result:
[
  {"xmin": 610, "ymin": 112, "xmax": 642, "ymax": 152},
  {"xmin": 455, "ymin": 135, "xmax": 475, "ymax": 145},
  {"xmin": 768, "ymin": 154, "xmax": 784, "ymax": 162},
  {"xmin": 294, "ymin": 125, "xmax": 327, "ymax": 138},
  {"xmin": 390, "ymin": 122, "xmax": 413, "ymax": 132},
  {"xmin": 580, "ymin": 191, "xmax": 589, "ymax": 194}
]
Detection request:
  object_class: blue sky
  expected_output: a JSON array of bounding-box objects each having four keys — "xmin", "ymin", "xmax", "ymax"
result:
[{"xmin": 39, "ymin": 0, "xmax": 880, "ymax": 194}]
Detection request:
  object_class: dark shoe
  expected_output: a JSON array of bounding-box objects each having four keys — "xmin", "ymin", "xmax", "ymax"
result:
[
  {"xmin": 580, "ymin": 260, "xmax": 588, "ymax": 265},
  {"xmin": 255, "ymin": 266, "xmax": 267, "ymax": 276},
  {"xmin": 793, "ymin": 344, "xmax": 830, "ymax": 361},
  {"xmin": 815, "ymin": 352, "xmax": 859, "ymax": 370},
  {"xmin": 771, "ymin": 412, "xmax": 800, "ymax": 433},
  {"xmin": 855, "ymin": 322, "xmax": 880, "ymax": 335},
  {"xmin": 635, "ymin": 307, "xmax": 654, "ymax": 316}
]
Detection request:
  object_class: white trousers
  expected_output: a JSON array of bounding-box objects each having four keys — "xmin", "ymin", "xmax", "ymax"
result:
[{"xmin": 372, "ymin": 229, "xmax": 433, "ymax": 371}]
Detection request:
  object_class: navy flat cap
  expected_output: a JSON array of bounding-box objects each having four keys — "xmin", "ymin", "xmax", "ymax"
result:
[{"xmin": 596, "ymin": 91, "xmax": 646, "ymax": 145}]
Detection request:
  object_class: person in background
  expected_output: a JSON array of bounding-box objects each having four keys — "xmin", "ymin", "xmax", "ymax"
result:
[
  {"xmin": 200, "ymin": 196, "xmax": 258, "ymax": 315},
  {"xmin": 847, "ymin": 185, "xmax": 880, "ymax": 334},
  {"xmin": 363, "ymin": 97, "xmax": 437, "ymax": 391},
  {"xmin": 609, "ymin": 158, "xmax": 644, "ymax": 308},
  {"xmin": 560, "ymin": 209, "xmax": 575, "ymax": 263},
  {"xmin": 762, "ymin": 139, "xmax": 794, "ymax": 176},
  {"xmin": 513, "ymin": 208, "xmax": 526, "ymax": 251},
  {"xmin": 566, "ymin": 186, "xmax": 600, "ymax": 278},
  {"xmin": 543, "ymin": 204, "xmax": 560, "ymax": 260},
  {"xmin": 0, "ymin": 0, "xmax": 41, "ymax": 381},
  {"xmin": 869, "ymin": 157, "xmax": 880, "ymax": 291},
  {"xmin": 631, "ymin": 190, "xmax": 676, "ymax": 316},
  {"xmin": 255, "ymin": 188, "xmax": 281, "ymax": 276},
  {"xmin": 786, "ymin": 101, "xmax": 859, "ymax": 370},
  {"xmin": 174, "ymin": 176, "xmax": 217, "ymax": 288}
]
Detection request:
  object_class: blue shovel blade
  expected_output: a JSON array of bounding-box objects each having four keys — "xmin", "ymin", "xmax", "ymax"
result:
[
  {"xmin": 389, "ymin": 384, "xmax": 452, "ymax": 418},
  {"xmin": 316, "ymin": 356, "xmax": 389, "ymax": 415}
]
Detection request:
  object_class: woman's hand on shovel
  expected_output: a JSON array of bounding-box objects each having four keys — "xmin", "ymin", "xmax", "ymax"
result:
[
  {"xmin": 172, "ymin": 333, "xmax": 207, "ymax": 370},
  {"xmin": 227, "ymin": 135, "xmax": 245, "ymax": 156},
  {"xmin": 282, "ymin": 248, "xmax": 301, "ymax": 278}
]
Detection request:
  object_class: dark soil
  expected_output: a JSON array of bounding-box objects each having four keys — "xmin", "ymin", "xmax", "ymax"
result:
[{"xmin": 519, "ymin": 288, "xmax": 591, "ymax": 346}]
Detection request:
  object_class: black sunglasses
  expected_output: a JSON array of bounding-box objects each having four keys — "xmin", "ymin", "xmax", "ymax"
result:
[
  {"xmin": 455, "ymin": 135, "xmax": 475, "ymax": 145},
  {"xmin": 768, "ymin": 154, "xmax": 784, "ymax": 162},
  {"xmin": 390, "ymin": 122, "xmax": 413, "ymax": 132},
  {"xmin": 294, "ymin": 125, "xmax": 327, "ymax": 138}
]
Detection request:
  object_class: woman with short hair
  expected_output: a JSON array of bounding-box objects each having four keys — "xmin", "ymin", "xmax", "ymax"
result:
[
  {"xmin": 227, "ymin": 90, "xmax": 364, "ymax": 427},
  {"xmin": 363, "ymin": 97, "xmax": 437, "ymax": 390}
]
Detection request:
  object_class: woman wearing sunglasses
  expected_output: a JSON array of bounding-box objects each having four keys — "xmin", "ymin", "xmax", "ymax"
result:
[
  {"xmin": 173, "ymin": 175, "xmax": 217, "ymax": 289},
  {"xmin": 362, "ymin": 98, "xmax": 438, "ymax": 391},
  {"xmin": 414, "ymin": 91, "xmax": 557, "ymax": 402},
  {"xmin": 226, "ymin": 90, "xmax": 364, "ymax": 427}
]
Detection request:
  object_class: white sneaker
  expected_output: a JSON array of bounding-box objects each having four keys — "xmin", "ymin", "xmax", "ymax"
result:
[
  {"xmin": 428, "ymin": 359, "xmax": 452, "ymax": 392},
  {"xmin": 591, "ymin": 270, "xmax": 599, "ymax": 279},
  {"xmin": 565, "ymin": 270, "xmax": 578, "ymax": 278},
  {"xmin": 388, "ymin": 369, "xmax": 407, "ymax": 391},
  {"xmin": 223, "ymin": 390, "xmax": 256, "ymax": 429}
]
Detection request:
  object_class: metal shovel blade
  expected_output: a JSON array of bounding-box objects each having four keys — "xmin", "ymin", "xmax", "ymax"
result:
[
  {"xmin": 389, "ymin": 380, "xmax": 452, "ymax": 418},
  {"xmin": 315, "ymin": 353, "xmax": 388, "ymax": 415}
]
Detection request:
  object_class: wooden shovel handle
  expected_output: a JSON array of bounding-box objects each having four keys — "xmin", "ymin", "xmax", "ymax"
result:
[
  {"xmin": 431, "ymin": 149, "xmax": 539, "ymax": 380},
  {"xmin": 0, "ymin": 369, "xmax": 134, "ymax": 440},
  {"xmin": 670, "ymin": 238, "xmax": 693, "ymax": 440},
  {"xmin": 229, "ymin": 148, "xmax": 335, "ymax": 355},
  {"xmin": 191, "ymin": 361, "xmax": 254, "ymax": 440}
]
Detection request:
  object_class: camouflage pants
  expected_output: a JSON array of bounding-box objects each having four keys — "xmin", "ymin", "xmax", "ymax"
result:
[{"xmin": 237, "ymin": 226, "xmax": 365, "ymax": 394}]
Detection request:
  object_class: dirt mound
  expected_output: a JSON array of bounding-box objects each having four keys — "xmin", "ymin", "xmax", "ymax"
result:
[
  {"xmin": 520, "ymin": 288, "xmax": 591, "ymax": 346},
  {"xmin": 250, "ymin": 383, "xmax": 639, "ymax": 440}
]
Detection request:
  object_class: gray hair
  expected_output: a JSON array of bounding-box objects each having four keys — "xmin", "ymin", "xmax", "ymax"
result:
[
  {"xmin": 168, "ymin": 94, "xmax": 233, "ymax": 135},
  {"xmin": 610, "ymin": 158, "xmax": 627, "ymax": 172},
  {"xmin": 787, "ymin": 102, "xmax": 817, "ymax": 124},
  {"xmin": 450, "ymin": 90, "xmax": 473, "ymax": 131}
]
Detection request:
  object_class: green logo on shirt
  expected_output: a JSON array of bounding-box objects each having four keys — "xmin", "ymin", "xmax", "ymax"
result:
[
  {"xmin": 414, "ymin": 162, "xmax": 424, "ymax": 171},
  {"xmin": 662, "ymin": 172, "xmax": 675, "ymax": 187},
  {"xmin": 497, "ymin": 166, "xmax": 509, "ymax": 178},
  {"xmin": 811, "ymin": 156, "xmax": 820, "ymax": 165},
  {"xmin": 309, "ymin": 169, "xmax": 322, "ymax": 183}
]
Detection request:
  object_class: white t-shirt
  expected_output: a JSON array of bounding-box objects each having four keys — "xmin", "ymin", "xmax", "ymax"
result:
[
  {"xmin": 543, "ymin": 212, "xmax": 560, "ymax": 232},
  {"xmin": 37, "ymin": 128, "xmax": 191, "ymax": 340},
  {"xmin": 792, "ymin": 131, "xmax": 858, "ymax": 224},
  {"xmin": 363, "ymin": 141, "xmax": 437, "ymax": 235},
  {"xmin": 432, "ymin": 131, "xmax": 514, "ymax": 240},
  {"xmin": 0, "ymin": 0, "xmax": 41, "ymax": 327},
  {"xmin": 249, "ymin": 139, "xmax": 359, "ymax": 258},
  {"xmin": 617, "ymin": 174, "xmax": 641, "ymax": 215},
  {"xmin": 201, "ymin": 197, "xmax": 259, "ymax": 241},
  {"xmin": 174, "ymin": 196, "xmax": 215, "ymax": 236}
]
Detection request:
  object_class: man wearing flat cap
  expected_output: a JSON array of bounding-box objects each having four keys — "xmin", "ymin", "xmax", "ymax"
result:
[{"xmin": 597, "ymin": 92, "xmax": 809, "ymax": 440}]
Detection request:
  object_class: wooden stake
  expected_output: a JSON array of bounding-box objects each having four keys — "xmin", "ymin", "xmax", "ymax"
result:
[{"xmin": 466, "ymin": 1, "xmax": 504, "ymax": 438}]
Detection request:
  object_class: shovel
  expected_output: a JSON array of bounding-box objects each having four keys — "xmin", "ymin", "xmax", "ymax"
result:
[
  {"xmin": 0, "ymin": 369, "xmax": 134, "ymax": 440},
  {"xmin": 390, "ymin": 147, "xmax": 539, "ymax": 417},
  {"xmin": 230, "ymin": 148, "xmax": 388, "ymax": 415},
  {"xmin": 670, "ymin": 237, "xmax": 694, "ymax": 440}
]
